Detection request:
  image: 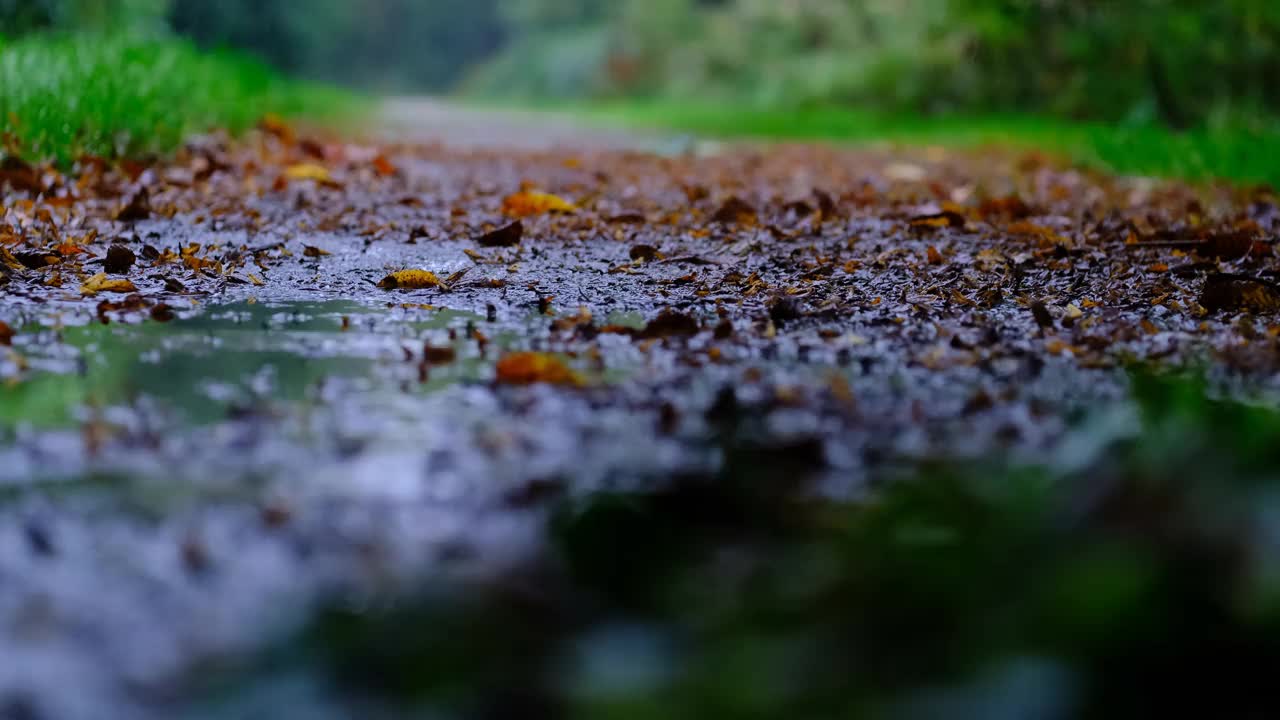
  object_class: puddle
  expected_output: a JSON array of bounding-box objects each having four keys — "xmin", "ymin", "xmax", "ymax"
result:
[{"xmin": 0, "ymin": 300, "xmax": 488, "ymax": 431}]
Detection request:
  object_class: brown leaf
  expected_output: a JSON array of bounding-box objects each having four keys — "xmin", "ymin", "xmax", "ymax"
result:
[
  {"xmin": 104, "ymin": 245, "xmax": 136, "ymax": 274},
  {"xmin": 0, "ymin": 321, "xmax": 13, "ymax": 346},
  {"xmin": 711, "ymin": 197, "xmax": 758, "ymax": 226},
  {"xmin": 1200, "ymin": 274, "xmax": 1280, "ymax": 314},
  {"xmin": 1138, "ymin": 229, "xmax": 1260, "ymax": 260},
  {"xmin": 682, "ymin": 184, "xmax": 710, "ymax": 203},
  {"xmin": 1030, "ymin": 300, "xmax": 1054, "ymax": 331},
  {"xmin": 814, "ymin": 188, "xmax": 838, "ymax": 219},
  {"xmin": 910, "ymin": 211, "xmax": 966, "ymax": 230},
  {"xmin": 423, "ymin": 345, "xmax": 457, "ymax": 365},
  {"xmin": 258, "ymin": 114, "xmax": 296, "ymax": 144},
  {"xmin": 116, "ymin": 188, "xmax": 151, "ymax": 222},
  {"xmin": 637, "ymin": 309, "xmax": 700, "ymax": 339},
  {"xmin": 926, "ymin": 245, "xmax": 944, "ymax": 265},
  {"xmin": 476, "ymin": 220, "xmax": 524, "ymax": 248},
  {"xmin": 977, "ymin": 195, "xmax": 1033, "ymax": 220},
  {"xmin": 299, "ymin": 138, "xmax": 327, "ymax": 160},
  {"xmin": 494, "ymin": 352, "xmax": 584, "ymax": 387},
  {"xmin": 12, "ymin": 251, "xmax": 52, "ymax": 270},
  {"xmin": 303, "ymin": 245, "xmax": 331, "ymax": 258},
  {"xmin": 629, "ymin": 244, "xmax": 661, "ymax": 262},
  {"xmin": 0, "ymin": 155, "xmax": 41, "ymax": 193},
  {"xmin": 150, "ymin": 303, "xmax": 176, "ymax": 322}
]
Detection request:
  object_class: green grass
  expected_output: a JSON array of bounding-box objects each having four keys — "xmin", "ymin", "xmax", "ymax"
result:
[
  {"xmin": 578, "ymin": 102, "xmax": 1280, "ymax": 188},
  {"xmin": 0, "ymin": 34, "xmax": 352, "ymax": 163}
]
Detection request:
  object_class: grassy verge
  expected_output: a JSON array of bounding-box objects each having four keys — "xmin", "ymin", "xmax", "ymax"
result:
[
  {"xmin": 0, "ymin": 34, "xmax": 353, "ymax": 163},
  {"xmin": 579, "ymin": 103, "xmax": 1280, "ymax": 188}
]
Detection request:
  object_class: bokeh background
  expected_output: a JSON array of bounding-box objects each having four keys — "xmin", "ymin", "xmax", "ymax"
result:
[{"xmin": 4, "ymin": 0, "xmax": 1278, "ymax": 128}]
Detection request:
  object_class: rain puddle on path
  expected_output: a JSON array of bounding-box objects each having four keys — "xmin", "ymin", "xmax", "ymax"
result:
[{"xmin": 2, "ymin": 300, "xmax": 488, "ymax": 432}]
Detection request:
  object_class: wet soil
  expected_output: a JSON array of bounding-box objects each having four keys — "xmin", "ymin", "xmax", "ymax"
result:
[{"xmin": 1, "ymin": 112, "xmax": 1279, "ymax": 718}]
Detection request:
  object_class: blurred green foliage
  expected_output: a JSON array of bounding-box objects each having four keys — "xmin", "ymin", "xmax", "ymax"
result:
[
  {"xmin": 167, "ymin": 0, "xmax": 506, "ymax": 92},
  {"xmin": 202, "ymin": 371, "xmax": 1280, "ymax": 718},
  {"xmin": 466, "ymin": 0, "xmax": 1280, "ymax": 129},
  {"xmin": 0, "ymin": 0, "xmax": 167, "ymax": 34},
  {"xmin": 0, "ymin": 33, "xmax": 347, "ymax": 161}
]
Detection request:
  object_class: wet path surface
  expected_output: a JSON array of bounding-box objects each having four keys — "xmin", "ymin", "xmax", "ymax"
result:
[{"xmin": 1, "ymin": 106, "xmax": 1279, "ymax": 717}]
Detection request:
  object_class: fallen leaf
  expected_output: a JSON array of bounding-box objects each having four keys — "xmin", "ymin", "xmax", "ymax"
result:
[
  {"xmin": 910, "ymin": 211, "xmax": 966, "ymax": 230},
  {"xmin": 711, "ymin": 196, "xmax": 758, "ymax": 226},
  {"xmin": 80, "ymin": 273, "xmax": 138, "ymax": 296},
  {"xmin": 284, "ymin": 163, "xmax": 332, "ymax": 183},
  {"xmin": 607, "ymin": 213, "xmax": 647, "ymax": 224},
  {"xmin": 0, "ymin": 156, "xmax": 41, "ymax": 193},
  {"xmin": 0, "ymin": 321, "xmax": 12, "ymax": 346},
  {"xmin": 495, "ymin": 352, "xmax": 584, "ymax": 387},
  {"xmin": 116, "ymin": 189, "xmax": 151, "ymax": 222},
  {"xmin": 926, "ymin": 245, "xmax": 944, "ymax": 265},
  {"xmin": 1200, "ymin": 274, "xmax": 1280, "ymax": 314},
  {"xmin": 378, "ymin": 269, "xmax": 443, "ymax": 290},
  {"xmin": 629, "ymin": 244, "xmax": 662, "ymax": 262},
  {"xmin": 502, "ymin": 190, "xmax": 576, "ymax": 217},
  {"xmin": 104, "ymin": 245, "xmax": 136, "ymax": 274},
  {"xmin": 814, "ymin": 188, "xmax": 838, "ymax": 220},
  {"xmin": 258, "ymin": 114, "xmax": 296, "ymax": 144},
  {"xmin": 12, "ymin": 251, "xmax": 52, "ymax": 270},
  {"xmin": 0, "ymin": 248, "xmax": 25, "ymax": 272},
  {"xmin": 637, "ymin": 309, "xmax": 700, "ymax": 339},
  {"xmin": 476, "ymin": 220, "xmax": 524, "ymax": 248},
  {"xmin": 150, "ymin": 303, "xmax": 176, "ymax": 322},
  {"xmin": 977, "ymin": 195, "xmax": 1033, "ymax": 220},
  {"xmin": 1030, "ymin": 300, "xmax": 1054, "ymax": 331},
  {"xmin": 372, "ymin": 155, "xmax": 398, "ymax": 177},
  {"xmin": 303, "ymin": 245, "xmax": 331, "ymax": 257}
]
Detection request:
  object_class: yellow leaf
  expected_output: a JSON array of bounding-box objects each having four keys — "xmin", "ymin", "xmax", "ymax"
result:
[
  {"xmin": 494, "ymin": 352, "xmax": 584, "ymax": 387},
  {"xmin": 501, "ymin": 190, "xmax": 576, "ymax": 218},
  {"xmin": 378, "ymin": 269, "xmax": 443, "ymax": 290},
  {"xmin": 284, "ymin": 163, "xmax": 332, "ymax": 183},
  {"xmin": 0, "ymin": 247, "xmax": 23, "ymax": 271},
  {"xmin": 80, "ymin": 273, "xmax": 137, "ymax": 296}
]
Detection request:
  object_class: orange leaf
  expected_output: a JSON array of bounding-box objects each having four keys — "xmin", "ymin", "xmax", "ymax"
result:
[
  {"xmin": 377, "ymin": 269, "xmax": 443, "ymax": 290},
  {"xmin": 258, "ymin": 114, "xmax": 296, "ymax": 144},
  {"xmin": 372, "ymin": 155, "xmax": 398, "ymax": 177},
  {"xmin": 502, "ymin": 190, "xmax": 576, "ymax": 218},
  {"xmin": 495, "ymin": 352, "xmax": 584, "ymax": 387}
]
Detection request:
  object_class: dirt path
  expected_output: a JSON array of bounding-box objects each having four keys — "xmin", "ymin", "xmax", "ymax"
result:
[
  {"xmin": 377, "ymin": 98, "xmax": 686, "ymax": 152},
  {"xmin": 0, "ymin": 104, "xmax": 1278, "ymax": 718}
]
